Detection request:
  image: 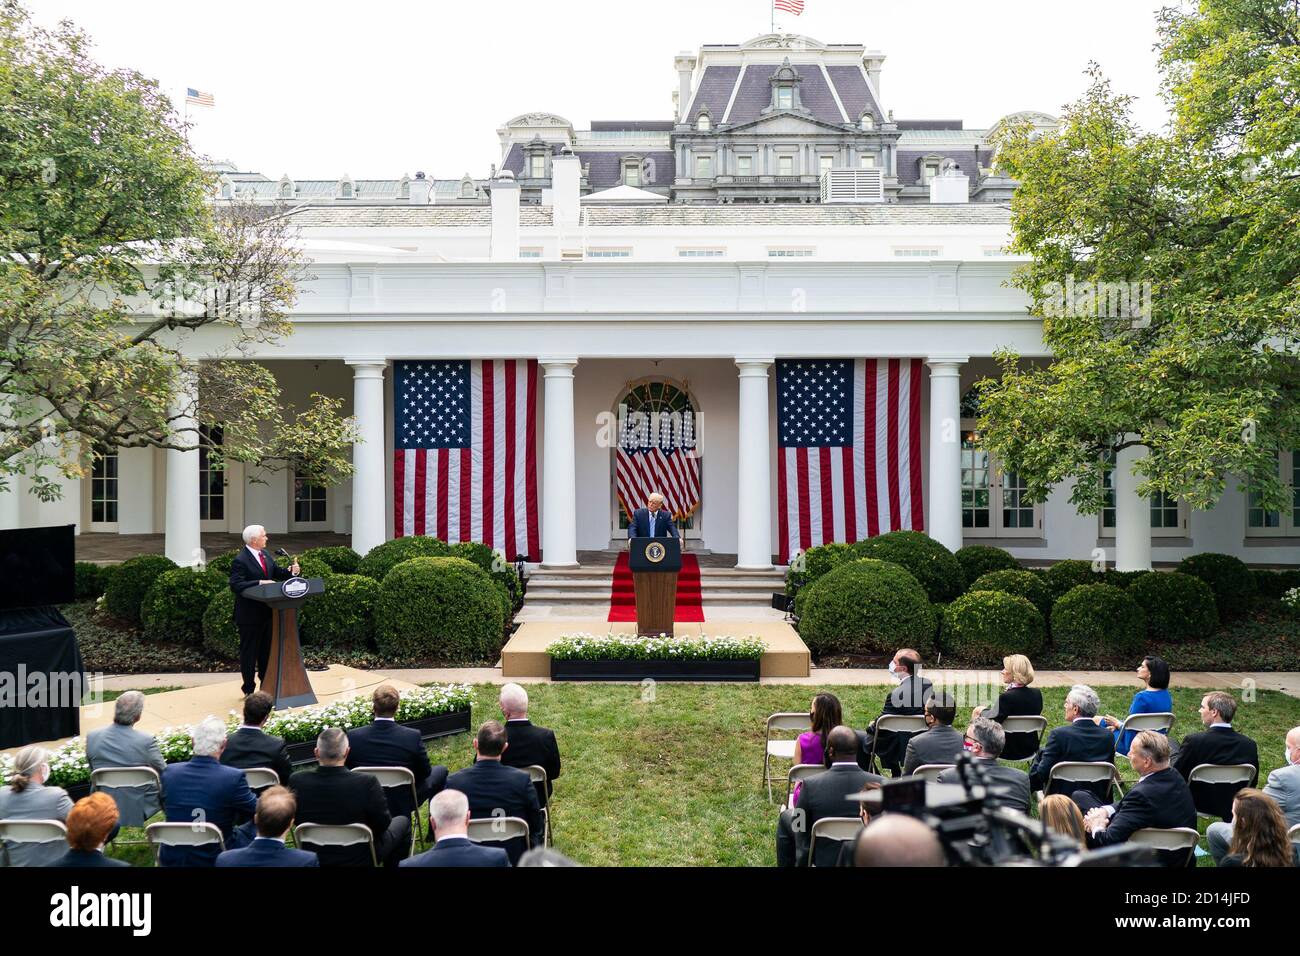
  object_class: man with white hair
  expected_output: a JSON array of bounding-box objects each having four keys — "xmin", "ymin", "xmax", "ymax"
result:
[
  {"xmin": 85, "ymin": 690, "xmax": 167, "ymax": 826},
  {"xmin": 627, "ymin": 492, "xmax": 679, "ymax": 539},
  {"xmin": 498, "ymin": 682, "xmax": 562, "ymax": 809},
  {"xmin": 229, "ymin": 523, "xmax": 300, "ymax": 696},
  {"xmin": 1029, "ymin": 684, "xmax": 1116, "ymax": 800},
  {"xmin": 399, "ymin": 789, "xmax": 510, "ymax": 867},
  {"xmin": 159, "ymin": 716, "xmax": 258, "ymax": 866}
]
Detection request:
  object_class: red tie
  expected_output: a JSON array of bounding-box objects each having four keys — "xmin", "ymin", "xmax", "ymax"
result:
[{"xmin": 257, "ymin": 551, "xmax": 268, "ymax": 576}]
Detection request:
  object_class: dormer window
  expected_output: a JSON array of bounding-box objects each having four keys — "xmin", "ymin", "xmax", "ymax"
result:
[
  {"xmin": 529, "ymin": 155, "xmax": 546, "ymax": 178},
  {"xmin": 623, "ymin": 160, "xmax": 641, "ymax": 187},
  {"xmin": 398, "ymin": 175, "xmax": 411, "ymax": 200},
  {"xmin": 337, "ymin": 176, "xmax": 355, "ymax": 199},
  {"xmin": 219, "ymin": 179, "xmax": 233, "ymax": 200},
  {"xmin": 860, "ymin": 112, "xmax": 875, "ymax": 131},
  {"xmin": 278, "ymin": 176, "xmax": 295, "ymax": 200},
  {"xmin": 776, "ymin": 85, "xmax": 793, "ymax": 109},
  {"xmin": 766, "ymin": 58, "xmax": 803, "ymax": 114},
  {"xmin": 460, "ymin": 177, "xmax": 476, "ymax": 198},
  {"xmin": 696, "ymin": 109, "xmax": 711, "ymax": 132}
]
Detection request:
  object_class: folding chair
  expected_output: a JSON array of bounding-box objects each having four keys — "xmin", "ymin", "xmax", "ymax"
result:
[
  {"xmin": 1114, "ymin": 713, "xmax": 1175, "ymax": 765},
  {"xmin": 524, "ymin": 764, "xmax": 552, "ymax": 846},
  {"xmin": 784, "ymin": 763, "xmax": 826, "ymax": 809},
  {"xmin": 241, "ymin": 767, "xmax": 281, "ymax": 792},
  {"xmin": 1129, "ymin": 827, "xmax": 1200, "ymax": 868},
  {"xmin": 465, "ymin": 816, "xmax": 530, "ymax": 855},
  {"xmin": 0, "ymin": 818, "xmax": 68, "ymax": 867},
  {"xmin": 763, "ymin": 712, "xmax": 811, "ymax": 802},
  {"xmin": 1000, "ymin": 715, "xmax": 1048, "ymax": 763},
  {"xmin": 1042, "ymin": 761, "xmax": 1124, "ymax": 802},
  {"xmin": 867, "ymin": 714, "xmax": 929, "ymax": 776},
  {"xmin": 1188, "ymin": 763, "xmax": 1257, "ymax": 822},
  {"xmin": 294, "ymin": 822, "xmax": 378, "ymax": 867},
  {"xmin": 354, "ymin": 765, "xmax": 424, "ymax": 847},
  {"xmin": 1289, "ymin": 823, "xmax": 1300, "ymax": 849},
  {"xmin": 912, "ymin": 764, "xmax": 955, "ymax": 783},
  {"xmin": 91, "ymin": 766, "xmax": 163, "ymax": 844},
  {"xmin": 807, "ymin": 817, "xmax": 863, "ymax": 867},
  {"xmin": 145, "ymin": 822, "xmax": 225, "ymax": 866}
]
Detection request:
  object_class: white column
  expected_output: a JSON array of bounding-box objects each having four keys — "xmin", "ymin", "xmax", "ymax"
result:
[
  {"xmin": 736, "ymin": 358, "xmax": 774, "ymax": 570},
  {"xmin": 1114, "ymin": 437, "xmax": 1152, "ymax": 571},
  {"xmin": 926, "ymin": 357, "xmax": 967, "ymax": 554},
  {"xmin": 164, "ymin": 367, "xmax": 201, "ymax": 566},
  {"xmin": 540, "ymin": 358, "xmax": 579, "ymax": 568},
  {"xmin": 347, "ymin": 359, "xmax": 388, "ymax": 559}
]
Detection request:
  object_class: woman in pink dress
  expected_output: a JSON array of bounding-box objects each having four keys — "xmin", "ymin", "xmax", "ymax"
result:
[{"xmin": 790, "ymin": 692, "xmax": 843, "ymax": 807}]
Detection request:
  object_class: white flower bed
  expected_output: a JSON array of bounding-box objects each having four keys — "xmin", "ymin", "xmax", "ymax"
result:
[{"xmin": 547, "ymin": 632, "xmax": 766, "ymax": 661}]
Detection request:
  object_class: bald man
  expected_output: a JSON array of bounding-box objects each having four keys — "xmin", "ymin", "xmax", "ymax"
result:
[
  {"xmin": 853, "ymin": 814, "xmax": 946, "ymax": 867},
  {"xmin": 628, "ymin": 493, "xmax": 679, "ymax": 539}
]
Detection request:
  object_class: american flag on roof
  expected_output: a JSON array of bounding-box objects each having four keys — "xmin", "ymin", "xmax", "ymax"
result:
[
  {"xmin": 774, "ymin": 0, "xmax": 805, "ymax": 15},
  {"xmin": 776, "ymin": 358, "xmax": 925, "ymax": 564},
  {"xmin": 393, "ymin": 360, "xmax": 539, "ymax": 561},
  {"xmin": 185, "ymin": 88, "xmax": 215, "ymax": 107}
]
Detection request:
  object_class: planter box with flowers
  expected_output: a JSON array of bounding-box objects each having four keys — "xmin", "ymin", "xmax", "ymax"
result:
[{"xmin": 547, "ymin": 633, "xmax": 766, "ymax": 682}]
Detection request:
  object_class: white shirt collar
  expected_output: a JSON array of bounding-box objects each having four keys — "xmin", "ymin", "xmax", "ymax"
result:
[
  {"xmin": 1210, "ymin": 722, "xmax": 1233, "ymax": 729},
  {"xmin": 374, "ymin": 717, "xmax": 395, "ymax": 722},
  {"xmin": 435, "ymin": 833, "xmax": 469, "ymax": 844}
]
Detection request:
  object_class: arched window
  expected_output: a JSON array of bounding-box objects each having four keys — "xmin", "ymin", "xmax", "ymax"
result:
[
  {"xmin": 614, "ymin": 379, "xmax": 701, "ymax": 532},
  {"xmin": 860, "ymin": 112, "xmax": 875, "ymax": 131},
  {"xmin": 696, "ymin": 110, "xmax": 711, "ymax": 132}
]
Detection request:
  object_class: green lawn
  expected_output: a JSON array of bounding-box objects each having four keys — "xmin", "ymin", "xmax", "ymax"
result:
[{"xmin": 99, "ymin": 682, "xmax": 1300, "ymax": 867}]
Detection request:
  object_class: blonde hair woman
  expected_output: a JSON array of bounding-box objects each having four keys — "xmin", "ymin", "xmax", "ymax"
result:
[
  {"xmin": 1039, "ymin": 793, "xmax": 1088, "ymax": 851},
  {"xmin": 0, "ymin": 746, "xmax": 74, "ymax": 866}
]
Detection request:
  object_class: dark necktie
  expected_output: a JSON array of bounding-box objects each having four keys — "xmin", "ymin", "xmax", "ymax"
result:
[{"xmin": 257, "ymin": 551, "xmax": 268, "ymax": 576}]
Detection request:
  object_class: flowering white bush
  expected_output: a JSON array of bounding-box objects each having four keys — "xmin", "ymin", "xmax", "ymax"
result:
[
  {"xmin": 547, "ymin": 632, "xmax": 766, "ymax": 661},
  {"xmin": 1283, "ymin": 587, "xmax": 1300, "ymax": 615},
  {"xmin": 0, "ymin": 738, "xmax": 90, "ymax": 790}
]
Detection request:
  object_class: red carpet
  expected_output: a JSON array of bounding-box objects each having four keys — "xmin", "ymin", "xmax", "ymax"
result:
[{"xmin": 607, "ymin": 551, "xmax": 705, "ymax": 623}]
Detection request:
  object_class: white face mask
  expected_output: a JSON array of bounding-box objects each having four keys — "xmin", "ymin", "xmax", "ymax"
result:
[{"xmin": 1288, "ymin": 748, "xmax": 1298, "ymax": 766}]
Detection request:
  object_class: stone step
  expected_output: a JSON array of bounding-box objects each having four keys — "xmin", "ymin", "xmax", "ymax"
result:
[
  {"xmin": 523, "ymin": 590, "xmax": 780, "ymax": 606},
  {"xmin": 525, "ymin": 576, "xmax": 780, "ymax": 590}
]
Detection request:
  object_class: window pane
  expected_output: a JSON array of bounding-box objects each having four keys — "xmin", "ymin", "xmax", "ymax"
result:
[{"xmin": 1002, "ymin": 471, "xmax": 1034, "ymax": 529}]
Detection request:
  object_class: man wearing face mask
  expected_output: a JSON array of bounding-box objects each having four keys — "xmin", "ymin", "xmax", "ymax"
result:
[
  {"xmin": 1205, "ymin": 725, "xmax": 1300, "ymax": 865},
  {"xmin": 858, "ymin": 648, "xmax": 933, "ymax": 777}
]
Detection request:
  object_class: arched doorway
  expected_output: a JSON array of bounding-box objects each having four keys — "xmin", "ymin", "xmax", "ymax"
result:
[{"xmin": 611, "ymin": 378, "xmax": 702, "ymax": 541}]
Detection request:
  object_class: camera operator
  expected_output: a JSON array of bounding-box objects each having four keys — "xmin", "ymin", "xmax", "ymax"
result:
[{"xmin": 937, "ymin": 718, "xmax": 1031, "ymax": 813}]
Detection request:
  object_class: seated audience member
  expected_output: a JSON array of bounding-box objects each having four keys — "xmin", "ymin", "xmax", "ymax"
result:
[
  {"xmin": 1096, "ymin": 656, "xmax": 1172, "ymax": 757},
  {"xmin": 160, "ymin": 717, "xmax": 258, "ymax": 866},
  {"xmin": 517, "ymin": 847, "xmax": 581, "ymax": 866},
  {"xmin": 346, "ymin": 684, "xmax": 448, "ymax": 820},
  {"xmin": 903, "ymin": 691, "xmax": 963, "ymax": 776},
  {"xmin": 215, "ymin": 786, "xmax": 318, "ymax": 867},
  {"xmin": 790, "ymin": 692, "xmax": 842, "ymax": 807},
  {"xmin": 859, "ymin": 648, "xmax": 933, "ymax": 777},
  {"xmin": 1216, "ymin": 789, "xmax": 1295, "ymax": 868},
  {"xmin": 973, "ymin": 654, "xmax": 1043, "ymax": 723},
  {"xmin": 937, "ymin": 719, "xmax": 1032, "ymax": 813},
  {"xmin": 48, "ymin": 793, "xmax": 130, "ymax": 868},
  {"xmin": 85, "ymin": 690, "xmax": 167, "ymax": 827},
  {"xmin": 445, "ymin": 721, "xmax": 544, "ymax": 865},
  {"xmin": 400, "ymin": 789, "xmax": 510, "ymax": 868},
  {"xmin": 852, "ymin": 814, "xmax": 946, "ymax": 867},
  {"xmin": 0, "ymin": 746, "xmax": 74, "ymax": 867},
  {"xmin": 1029, "ymin": 685, "xmax": 1116, "ymax": 799},
  {"xmin": 498, "ymin": 682, "xmax": 562, "ymax": 811},
  {"xmin": 1207, "ymin": 726, "xmax": 1300, "ymax": 865},
  {"xmin": 1072, "ymin": 730, "xmax": 1197, "ymax": 866},
  {"xmin": 291, "ymin": 727, "xmax": 411, "ymax": 868},
  {"xmin": 1038, "ymin": 793, "xmax": 1088, "ymax": 852},
  {"xmin": 777, "ymin": 725, "xmax": 883, "ymax": 868},
  {"xmin": 220, "ymin": 691, "xmax": 294, "ymax": 787},
  {"xmin": 1172, "ymin": 691, "xmax": 1260, "ymax": 822}
]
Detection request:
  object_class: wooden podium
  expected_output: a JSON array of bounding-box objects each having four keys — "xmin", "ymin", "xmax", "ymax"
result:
[
  {"xmin": 242, "ymin": 577, "xmax": 325, "ymax": 709},
  {"xmin": 628, "ymin": 537, "xmax": 681, "ymax": 636}
]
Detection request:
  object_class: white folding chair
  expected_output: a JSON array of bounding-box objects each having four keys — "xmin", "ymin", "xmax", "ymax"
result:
[
  {"xmin": 90, "ymin": 765, "xmax": 162, "ymax": 839},
  {"xmin": 1042, "ymin": 761, "xmax": 1124, "ymax": 802},
  {"xmin": 1000, "ymin": 715, "xmax": 1049, "ymax": 763},
  {"xmin": 145, "ymin": 822, "xmax": 226, "ymax": 866},
  {"xmin": 524, "ymin": 764, "xmax": 552, "ymax": 846},
  {"xmin": 763, "ymin": 712, "xmax": 811, "ymax": 802},
  {"xmin": 465, "ymin": 816, "xmax": 531, "ymax": 854},
  {"xmin": 1188, "ymin": 763, "xmax": 1257, "ymax": 821},
  {"xmin": 912, "ymin": 763, "xmax": 955, "ymax": 783},
  {"xmin": 1129, "ymin": 827, "xmax": 1200, "ymax": 868},
  {"xmin": 784, "ymin": 763, "xmax": 826, "ymax": 809},
  {"xmin": 1114, "ymin": 713, "xmax": 1175, "ymax": 764},
  {"xmin": 0, "ymin": 818, "xmax": 68, "ymax": 867},
  {"xmin": 354, "ymin": 765, "xmax": 424, "ymax": 846},
  {"xmin": 868, "ymin": 714, "xmax": 930, "ymax": 776},
  {"xmin": 1288, "ymin": 823, "xmax": 1300, "ymax": 848},
  {"xmin": 241, "ymin": 767, "xmax": 281, "ymax": 792},
  {"xmin": 807, "ymin": 817, "xmax": 863, "ymax": 867},
  {"xmin": 294, "ymin": 822, "xmax": 378, "ymax": 867}
]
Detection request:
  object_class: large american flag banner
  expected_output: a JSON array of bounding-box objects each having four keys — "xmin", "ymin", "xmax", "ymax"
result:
[
  {"xmin": 615, "ymin": 406, "xmax": 701, "ymax": 522},
  {"xmin": 393, "ymin": 360, "xmax": 539, "ymax": 561},
  {"xmin": 777, "ymin": 358, "xmax": 924, "ymax": 563}
]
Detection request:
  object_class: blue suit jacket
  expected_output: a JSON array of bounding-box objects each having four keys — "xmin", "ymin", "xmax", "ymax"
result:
[
  {"xmin": 628, "ymin": 507, "xmax": 678, "ymax": 538},
  {"xmin": 399, "ymin": 836, "xmax": 510, "ymax": 868},
  {"xmin": 345, "ymin": 720, "xmax": 433, "ymax": 817},
  {"xmin": 49, "ymin": 849, "xmax": 131, "ymax": 868},
  {"xmin": 161, "ymin": 756, "xmax": 258, "ymax": 867},
  {"xmin": 1029, "ymin": 718, "xmax": 1117, "ymax": 797},
  {"xmin": 215, "ymin": 837, "xmax": 319, "ymax": 868}
]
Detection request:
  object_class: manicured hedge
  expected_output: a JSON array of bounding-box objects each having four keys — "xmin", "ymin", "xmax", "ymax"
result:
[
  {"xmin": 1126, "ymin": 571, "xmax": 1218, "ymax": 643},
  {"xmin": 1044, "ymin": 559, "xmax": 1104, "ymax": 600},
  {"xmin": 141, "ymin": 567, "xmax": 226, "ymax": 645},
  {"xmin": 1254, "ymin": 568, "xmax": 1300, "ymax": 599},
  {"xmin": 1105, "ymin": 570, "xmax": 1150, "ymax": 589},
  {"xmin": 302, "ymin": 546, "xmax": 362, "ymax": 576},
  {"xmin": 104, "ymin": 554, "xmax": 178, "ymax": 626},
  {"xmin": 446, "ymin": 540, "xmax": 520, "ymax": 614},
  {"xmin": 854, "ymin": 530, "xmax": 966, "ymax": 603},
  {"xmin": 201, "ymin": 589, "xmax": 239, "ymax": 660},
  {"xmin": 955, "ymin": 545, "xmax": 1020, "ymax": 586},
  {"xmin": 374, "ymin": 556, "xmax": 506, "ymax": 662},
  {"xmin": 205, "ymin": 549, "xmax": 241, "ymax": 576},
  {"xmin": 274, "ymin": 554, "xmax": 334, "ymax": 580},
  {"xmin": 1176, "ymin": 552, "xmax": 1257, "ymax": 620},
  {"xmin": 796, "ymin": 558, "xmax": 936, "ymax": 656},
  {"xmin": 1050, "ymin": 583, "xmax": 1145, "ymax": 657},
  {"xmin": 785, "ymin": 542, "xmax": 858, "ymax": 597},
  {"xmin": 967, "ymin": 569, "xmax": 1053, "ymax": 620},
  {"xmin": 74, "ymin": 562, "xmax": 107, "ymax": 601},
  {"xmin": 941, "ymin": 590, "xmax": 1045, "ymax": 661},
  {"xmin": 299, "ymin": 573, "xmax": 380, "ymax": 648},
  {"xmin": 357, "ymin": 536, "xmax": 451, "ymax": 581}
]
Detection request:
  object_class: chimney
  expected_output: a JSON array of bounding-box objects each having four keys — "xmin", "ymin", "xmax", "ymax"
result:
[
  {"xmin": 489, "ymin": 170, "xmax": 519, "ymax": 260},
  {"xmin": 929, "ymin": 164, "xmax": 970, "ymax": 204},
  {"xmin": 550, "ymin": 148, "xmax": 580, "ymax": 231},
  {"xmin": 409, "ymin": 171, "xmax": 433, "ymax": 205},
  {"xmin": 674, "ymin": 53, "xmax": 697, "ymax": 122},
  {"xmin": 863, "ymin": 51, "xmax": 885, "ymax": 105}
]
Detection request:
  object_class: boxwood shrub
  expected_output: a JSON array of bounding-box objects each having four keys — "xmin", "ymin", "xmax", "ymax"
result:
[
  {"xmin": 74, "ymin": 562, "xmax": 106, "ymax": 601},
  {"xmin": 104, "ymin": 554, "xmax": 178, "ymax": 626},
  {"xmin": 854, "ymin": 530, "xmax": 966, "ymax": 603},
  {"xmin": 302, "ymin": 546, "xmax": 362, "ymax": 576},
  {"xmin": 785, "ymin": 542, "xmax": 858, "ymax": 597},
  {"xmin": 446, "ymin": 540, "xmax": 520, "ymax": 614},
  {"xmin": 1106, "ymin": 570, "xmax": 1150, "ymax": 589},
  {"xmin": 299, "ymin": 573, "xmax": 380, "ymax": 648},
  {"xmin": 375, "ymin": 556, "xmax": 506, "ymax": 662},
  {"xmin": 1176, "ymin": 552, "xmax": 1257, "ymax": 620},
  {"xmin": 274, "ymin": 554, "xmax": 334, "ymax": 580},
  {"xmin": 141, "ymin": 567, "xmax": 226, "ymax": 645},
  {"xmin": 1050, "ymin": 583, "xmax": 1145, "ymax": 657},
  {"xmin": 967, "ymin": 569, "xmax": 1053, "ymax": 619},
  {"xmin": 1253, "ymin": 568, "xmax": 1300, "ymax": 599},
  {"xmin": 1126, "ymin": 571, "xmax": 1218, "ymax": 643},
  {"xmin": 1044, "ymin": 559, "xmax": 1104, "ymax": 600},
  {"xmin": 796, "ymin": 558, "xmax": 935, "ymax": 656},
  {"xmin": 358, "ymin": 536, "xmax": 451, "ymax": 581},
  {"xmin": 205, "ymin": 549, "xmax": 241, "ymax": 576},
  {"xmin": 942, "ymin": 591, "xmax": 1045, "ymax": 661},
  {"xmin": 202, "ymin": 589, "xmax": 239, "ymax": 660},
  {"xmin": 955, "ymin": 545, "xmax": 1020, "ymax": 586}
]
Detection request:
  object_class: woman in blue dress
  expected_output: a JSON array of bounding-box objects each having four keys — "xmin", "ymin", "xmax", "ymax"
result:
[{"xmin": 1097, "ymin": 655, "xmax": 1172, "ymax": 756}]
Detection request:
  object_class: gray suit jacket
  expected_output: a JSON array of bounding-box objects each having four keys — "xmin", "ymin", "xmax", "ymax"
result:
[
  {"xmin": 937, "ymin": 760, "xmax": 1032, "ymax": 814},
  {"xmin": 86, "ymin": 722, "xmax": 166, "ymax": 826},
  {"xmin": 902, "ymin": 724, "xmax": 965, "ymax": 776},
  {"xmin": 0, "ymin": 783, "xmax": 75, "ymax": 866},
  {"xmin": 1263, "ymin": 763, "xmax": 1300, "ymax": 828}
]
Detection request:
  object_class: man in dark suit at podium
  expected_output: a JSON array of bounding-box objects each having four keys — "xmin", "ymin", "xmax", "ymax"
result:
[
  {"xmin": 628, "ymin": 492, "xmax": 678, "ymax": 539},
  {"xmin": 229, "ymin": 524, "xmax": 300, "ymax": 696}
]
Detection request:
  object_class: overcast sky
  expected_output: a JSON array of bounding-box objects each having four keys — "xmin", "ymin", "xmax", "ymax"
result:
[{"xmin": 28, "ymin": 0, "xmax": 1175, "ymax": 180}]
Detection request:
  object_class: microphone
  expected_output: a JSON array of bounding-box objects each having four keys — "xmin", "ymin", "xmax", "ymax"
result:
[{"xmin": 275, "ymin": 548, "xmax": 291, "ymax": 559}]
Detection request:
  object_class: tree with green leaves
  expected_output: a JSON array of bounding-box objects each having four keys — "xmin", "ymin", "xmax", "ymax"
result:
[
  {"xmin": 976, "ymin": 0, "xmax": 1300, "ymax": 536},
  {"xmin": 0, "ymin": 1, "xmax": 356, "ymax": 503}
]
